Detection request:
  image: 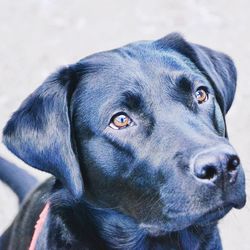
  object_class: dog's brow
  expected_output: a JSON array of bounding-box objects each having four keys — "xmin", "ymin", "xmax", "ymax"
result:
[
  {"xmin": 120, "ymin": 91, "xmax": 145, "ymax": 111},
  {"xmin": 175, "ymin": 76, "xmax": 193, "ymax": 92}
]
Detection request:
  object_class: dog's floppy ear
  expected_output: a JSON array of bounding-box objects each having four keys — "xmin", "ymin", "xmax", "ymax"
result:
[
  {"xmin": 3, "ymin": 66, "xmax": 84, "ymax": 199},
  {"xmin": 156, "ymin": 33, "xmax": 237, "ymax": 114}
]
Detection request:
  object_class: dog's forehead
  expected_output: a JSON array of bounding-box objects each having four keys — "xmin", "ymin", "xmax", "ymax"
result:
[
  {"xmin": 78, "ymin": 41, "xmax": 202, "ymax": 93},
  {"xmin": 74, "ymin": 41, "xmax": 208, "ymax": 123}
]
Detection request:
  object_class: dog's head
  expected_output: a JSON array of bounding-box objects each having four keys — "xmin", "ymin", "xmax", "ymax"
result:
[{"xmin": 3, "ymin": 33, "xmax": 246, "ymax": 234}]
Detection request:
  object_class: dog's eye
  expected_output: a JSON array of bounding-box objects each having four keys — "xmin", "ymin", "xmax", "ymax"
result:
[
  {"xmin": 109, "ymin": 113, "xmax": 133, "ymax": 130},
  {"xmin": 195, "ymin": 88, "xmax": 208, "ymax": 104}
]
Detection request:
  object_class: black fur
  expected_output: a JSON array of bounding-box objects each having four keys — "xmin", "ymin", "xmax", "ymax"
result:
[{"xmin": 0, "ymin": 33, "xmax": 246, "ymax": 249}]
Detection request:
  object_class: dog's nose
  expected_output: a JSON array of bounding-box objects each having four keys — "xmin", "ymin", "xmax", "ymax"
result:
[{"xmin": 192, "ymin": 149, "xmax": 240, "ymax": 185}]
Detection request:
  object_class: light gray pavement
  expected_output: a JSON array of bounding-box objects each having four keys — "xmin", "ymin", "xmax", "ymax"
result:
[{"xmin": 0, "ymin": 1, "xmax": 249, "ymax": 249}]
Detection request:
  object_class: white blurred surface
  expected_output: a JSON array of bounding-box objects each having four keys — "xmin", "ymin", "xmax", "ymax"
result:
[{"xmin": 0, "ymin": 1, "xmax": 249, "ymax": 249}]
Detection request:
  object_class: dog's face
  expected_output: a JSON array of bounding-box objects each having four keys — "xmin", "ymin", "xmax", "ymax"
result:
[{"xmin": 3, "ymin": 33, "xmax": 246, "ymax": 234}]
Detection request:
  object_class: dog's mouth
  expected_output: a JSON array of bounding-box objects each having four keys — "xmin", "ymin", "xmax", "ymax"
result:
[
  {"xmin": 139, "ymin": 202, "xmax": 240, "ymax": 236},
  {"xmin": 194, "ymin": 204, "xmax": 233, "ymax": 226},
  {"xmin": 194, "ymin": 196, "xmax": 246, "ymax": 226}
]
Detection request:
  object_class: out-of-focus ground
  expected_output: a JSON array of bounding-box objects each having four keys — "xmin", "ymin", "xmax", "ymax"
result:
[{"xmin": 0, "ymin": 0, "xmax": 249, "ymax": 249}]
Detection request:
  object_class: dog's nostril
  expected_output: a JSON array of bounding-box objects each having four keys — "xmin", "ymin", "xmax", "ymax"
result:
[
  {"xmin": 198, "ymin": 165, "xmax": 217, "ymax": 180},
  {"xmin": 227, "ymin": 156, "xmax": 240, "ymax": 184},
  {"xmin": 227, "ymin": 157, "xmax": 240, "ymax": 172}
]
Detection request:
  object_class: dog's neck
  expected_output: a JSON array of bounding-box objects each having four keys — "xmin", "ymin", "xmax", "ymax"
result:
[{"xmin": 46, "ymin": 191, "xmax": 222, "ymax": 250}]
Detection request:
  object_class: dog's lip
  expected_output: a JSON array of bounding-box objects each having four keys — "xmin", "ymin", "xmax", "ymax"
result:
[
  {"xmin": 230, "ymin": 195, "xmax": 246, "ymax": 209},
  {"xmin": 139, "ymin": 204, "xmax": 233, "ymax": 235},
  {"xmin": 194, "ymin": 203, "xmax": 234, "ymax": 226}
]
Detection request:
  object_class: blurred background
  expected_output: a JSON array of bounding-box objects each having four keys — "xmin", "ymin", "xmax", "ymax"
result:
[{"xmin": 0, "ymin": 0, "xmax": 249, "ymax": 249}]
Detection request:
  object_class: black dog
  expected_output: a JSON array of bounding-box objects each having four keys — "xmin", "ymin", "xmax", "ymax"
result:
[{"xmin": 0, "ymin": 33, "xmax": 246, "ymax": 250}]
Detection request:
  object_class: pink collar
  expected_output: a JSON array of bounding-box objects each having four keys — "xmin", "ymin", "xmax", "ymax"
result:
[{"xmin": 29, "ymin": 203, "xmax": 50, "ymax": 250}]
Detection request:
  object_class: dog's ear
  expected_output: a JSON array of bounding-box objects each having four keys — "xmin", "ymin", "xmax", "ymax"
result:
[
  {"xmin": 156, "ymin": 33, "xmax": 237, "ymax": 114},
  {"xmin": 3, "ymin": 66, "xmax": 84, "ymax": 199}
]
